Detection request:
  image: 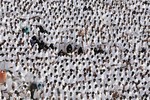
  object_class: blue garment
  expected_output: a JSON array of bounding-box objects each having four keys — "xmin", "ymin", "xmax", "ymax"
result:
[{"xmin": 22, "ymin": 27, "xmax": 29, "ymax": 34}]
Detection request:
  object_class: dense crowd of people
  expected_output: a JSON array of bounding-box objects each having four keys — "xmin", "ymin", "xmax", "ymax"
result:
[{"xmin": 0, "ymin": 0, "xmax": 149, "ymax": 99}]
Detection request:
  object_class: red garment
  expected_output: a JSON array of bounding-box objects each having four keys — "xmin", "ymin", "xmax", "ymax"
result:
[{"xmin": 0, "ymin": 70, "xmax": 7, "ymax": 84}]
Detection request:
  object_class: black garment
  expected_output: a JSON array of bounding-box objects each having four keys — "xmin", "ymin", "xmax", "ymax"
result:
[
  {"xmin": 38, "ymin": 26, "xmax": 47, "ymax": 33},
  {"xmin": 141, "ymin": 48, "xmax": 146, "ymax": 53},
  {"xmin": 39, "ymin": 0, "xmax": 43, "ymax": 3},
  {"xmin": 49, "ymin": 43, "xmax": 54, "ymax": 49},
  {"xmin": 58, "ymin": 50, "xmax": 66, "ymax": 56},
  {"xmin": 83, "ymin": 6, "xmax": 92, "ymax": 11},
  {"xmin": 30, "ymin": 83, "xmax": 37, "ymax": 99},
  {"xmin": 38, "ymin": 41, "xmax": 49, "ymax": 52},
  {"xmin": 94, "ymin": 47, "xmax": 104, "ymax": 55},
  {"xmin": 78, "ymin": 47, "xmax": 83, "ymax": 54},
  {"xmin": 66, "ymin": 44, "xmax": 72, "ymax": 53},
  {"xmin": 88, "ymin": 6, "xmax": 93, "ymax": 11},
  {"xmin": 83, "ymin": 6, "xmax": 88, "ymax": 11},
  {"xmin": 22, "ymin": 27, "xmax": 26, "ymax": 33},
  {"xmin": 32, "ymin": 36, "xmax": 37, "ymax": 41},
  {"xmin": 94, "ymin": 48, "xmax": 97, "ymax": 54},
  {"xmin": 30, "ymin": 36, "xmax": 39, "ymax": 47}
]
